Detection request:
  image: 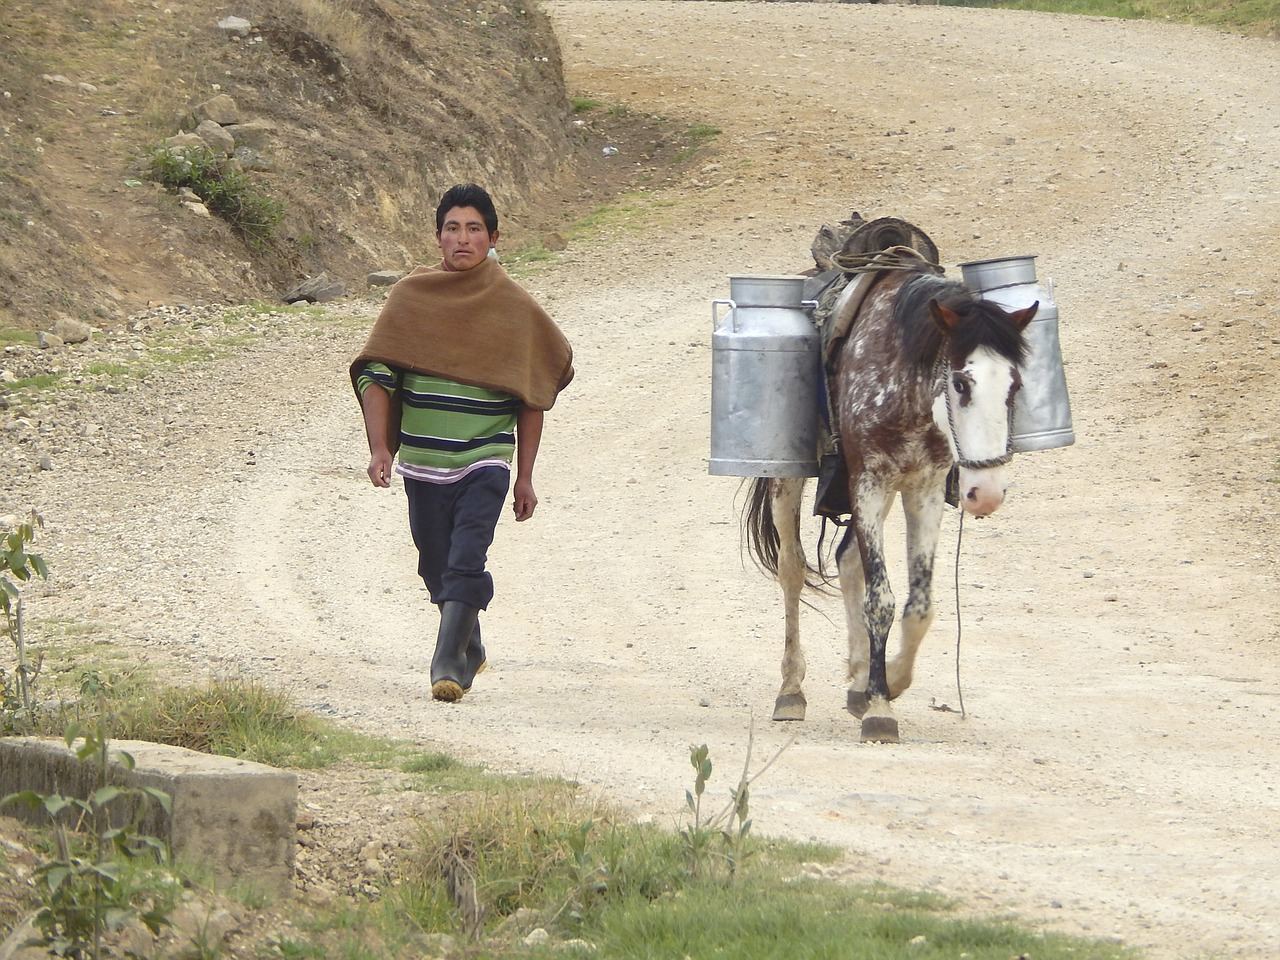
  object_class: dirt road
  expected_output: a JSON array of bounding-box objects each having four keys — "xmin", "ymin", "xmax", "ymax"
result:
[{"xmin": 12, "ymin": 2, "xmax": 1280, "ymax": 956}]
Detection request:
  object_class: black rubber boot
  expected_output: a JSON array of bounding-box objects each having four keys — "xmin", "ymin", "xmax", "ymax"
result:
[
  {"xmin": 431, "ymin": 601, "xmax": 480, "ymax": 702},
  {"xmin": 461, "ymin": 619, "xmax": 487, "ymax": 692}
]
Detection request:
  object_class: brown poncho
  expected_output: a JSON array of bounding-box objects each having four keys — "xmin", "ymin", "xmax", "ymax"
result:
[{"xmin": 349, "ymin": 255, "xmax": 574, "ymax": 414}]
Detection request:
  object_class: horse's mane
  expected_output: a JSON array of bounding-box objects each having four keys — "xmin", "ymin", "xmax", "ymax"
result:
[{"xmin": 895, "ymin": 273, "xmax": 1028, "ymax": 370}]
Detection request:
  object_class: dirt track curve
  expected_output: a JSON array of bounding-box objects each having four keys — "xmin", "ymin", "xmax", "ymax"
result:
[{"xmin": 14, "ymin": 3, "xmax": 1280, "ymax": 956}]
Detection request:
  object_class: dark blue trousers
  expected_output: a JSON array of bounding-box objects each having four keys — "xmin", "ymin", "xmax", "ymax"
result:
[{"xmin": 404, "ymin": 467, "xmax": 509, "ymax": 610}]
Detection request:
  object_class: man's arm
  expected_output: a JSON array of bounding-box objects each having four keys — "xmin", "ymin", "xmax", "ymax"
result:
[
  {"xmin": 361, "ymin": 382, "xmax": 394, "ymax": 488},
  {"xmin": 513, "ymin": 406, "xmax": 544, "ymax": 521}
]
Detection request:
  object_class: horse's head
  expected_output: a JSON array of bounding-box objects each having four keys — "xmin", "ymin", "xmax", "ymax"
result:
[{"xmin": 928, "ymin": 297, "xmax": 1037, "ymax": 517}]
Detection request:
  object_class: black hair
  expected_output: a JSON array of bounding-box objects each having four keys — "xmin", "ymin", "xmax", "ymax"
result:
[
  {"xmin": 896, "ymin": 273, "xmax": 1028, "ymax": 370},
  {"xmin": 435, "ymin": 183, "xmax": 498, "ymax": 235}
]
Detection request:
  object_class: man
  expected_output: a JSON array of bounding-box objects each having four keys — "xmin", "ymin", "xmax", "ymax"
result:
[{"xmin": 350, "ymin": 184, "xmax": 573, "ymax": 702}]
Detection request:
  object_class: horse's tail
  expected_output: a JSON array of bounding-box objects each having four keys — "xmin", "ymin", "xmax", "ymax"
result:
[
  {"xmin": 742, "ymin": 478, "xmax": 836, "ymax": 592},
  {"xmin": 742, "ymin": 477, "xmax": 780, "ymax": 578}
]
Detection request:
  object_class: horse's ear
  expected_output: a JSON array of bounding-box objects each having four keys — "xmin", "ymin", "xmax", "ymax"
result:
[
  {"xmin": 929, "ymin": 298, "xmax": 961, "ymax": 332},
  {"xmin": 1008, "ymin": 301, "xmax": 1038, "ymax": 330}
]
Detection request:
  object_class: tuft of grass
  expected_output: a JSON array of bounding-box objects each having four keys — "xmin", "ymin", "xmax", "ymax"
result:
[
  {"xmin": 0, "ymin": 327, "xmax": 39, "ymax": 346},
  {"xmin": 148, "ymin": 144, "xmax": 284, "ymax": 250},
  {"xmin": 570, "ymin": 96, "xmax": 603, "ymax": 113},
  {"xmin": 289, "ymin": 0, "xmax": 378, "ymax": 70},
  {"xmin": 61, "ymin": 677, "xmax": 393, "ymax": 769},
  {"xmin": 8, "ymin": 372, "xmax": 64, "ymax": 392},
  {"xmin": 676, "ymin": 122, "xmax": 722, "ymax": 163}
]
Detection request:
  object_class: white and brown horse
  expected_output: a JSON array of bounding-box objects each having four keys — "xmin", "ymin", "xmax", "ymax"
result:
[{"xmin": 744, "ymin": 269, "xmax": 1036, "ymax": 742}]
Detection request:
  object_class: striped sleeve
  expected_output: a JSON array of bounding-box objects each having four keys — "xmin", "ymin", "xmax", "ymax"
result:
[{"xmin": 356, "ymin": 361, "xmax": 399, "ymax": 396}]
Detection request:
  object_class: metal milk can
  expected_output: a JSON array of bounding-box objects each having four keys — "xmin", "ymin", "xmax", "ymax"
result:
[
  {"xmin": 709, "ymin": 275, "xmax": 821, "ymax": 477},
  {"xmin": 959, "ymin": 256, "xmax": 1075, "ymax": 453}
]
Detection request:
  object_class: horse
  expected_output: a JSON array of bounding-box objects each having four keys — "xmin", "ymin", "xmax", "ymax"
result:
[{"xmin": 743, "ymin": 266, "xmax": 1037, "ymax": 743}]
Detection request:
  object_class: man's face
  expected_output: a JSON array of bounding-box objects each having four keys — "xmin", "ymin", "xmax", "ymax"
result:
[{"xmin": 438, "ymin": 205, "xmax": 497, "ymax": 271}]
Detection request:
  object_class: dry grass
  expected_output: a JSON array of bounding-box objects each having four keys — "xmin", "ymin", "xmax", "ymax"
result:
[{"xmin": 287, "ymin": 0, "xmax": 381, "ymax": 70}]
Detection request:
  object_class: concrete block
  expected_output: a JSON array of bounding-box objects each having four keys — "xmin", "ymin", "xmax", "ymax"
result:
[{"xmin": 0, "ymin": 737, "xmax": 296, "ymax": 895}]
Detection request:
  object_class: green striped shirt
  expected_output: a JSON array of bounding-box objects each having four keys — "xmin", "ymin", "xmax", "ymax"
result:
[{"xmin": 357, "ymin": 363, "xmax": 518, "ymax": 483}]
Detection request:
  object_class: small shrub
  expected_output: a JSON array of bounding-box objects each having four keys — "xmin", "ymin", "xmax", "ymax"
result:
[
  {"xmin": 148, "ymin": 145, "xmax": 284, "ymax": 250},
  {"xmin": 1, "ymin": 722, "xmax": 178, "ymax": 959},
  {"xmin": 2, "ymin": 510, "xmax": 48, "ymax": 733}
]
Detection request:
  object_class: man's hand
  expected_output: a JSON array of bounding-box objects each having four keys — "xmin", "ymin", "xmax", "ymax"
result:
[
  {"xmin": 368, "ymin": 448, "xmax": 393, "ymax": 488},
  {"xmin": 513, "ymin": 478, "xmax": 537, "ymax": 521}
]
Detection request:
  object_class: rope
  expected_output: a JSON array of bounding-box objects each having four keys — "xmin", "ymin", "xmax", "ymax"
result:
[
  {"xmin": 828, "ymin": 247, "xmax": 943, "ymax": 277},
  {"xmin": 953, "ymin": 506, "xmax": 967, "ymax": 721}
]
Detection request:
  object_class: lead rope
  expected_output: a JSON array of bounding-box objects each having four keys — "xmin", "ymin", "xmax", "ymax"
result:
[{"xmin": 953, "ymin": 506, "xmax": 966, "ymax": 720}]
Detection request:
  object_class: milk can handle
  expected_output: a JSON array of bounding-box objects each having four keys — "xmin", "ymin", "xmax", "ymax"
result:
[{"xmin": 712, "ymin": 298, "xmax": 738, "ymax": 332}]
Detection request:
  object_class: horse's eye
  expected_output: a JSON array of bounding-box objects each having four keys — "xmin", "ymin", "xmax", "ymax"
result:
[{"xmin": 952, "ymin": 375, "xmax": 970, "ymax": 395}]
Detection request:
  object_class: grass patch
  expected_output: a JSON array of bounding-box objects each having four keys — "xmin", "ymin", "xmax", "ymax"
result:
[
  {"xmin": 104, "ymin": 679, "xmax": 390, "ymax": 769},
  {"xmin": 676, "ymin": 122, "xmax": 722, "ymax": 163},
  {"xmin": 0, "ymin": 327, "xmax": 39, "ymax": 346},
  {"xmin": 25, "ymin": 671, "xmax": 408, "ymax": 771},
  {"xmin": 939, "ymin": 0, "xmax": 1278, "ymax": 34},
  {"xmin": 82, "ymin": 361, "xmax": 132, "ymax": 378},
  {"xmin": 503, "ymin": 195, "xmax": 678, "ymax": 278},
  {"xmin": 7, "ymin": 372, "xmax": 64, "ymax": 392},
  {"xmin": 570, "ymin": 96, "xmax": 603, "ymax": 113}
]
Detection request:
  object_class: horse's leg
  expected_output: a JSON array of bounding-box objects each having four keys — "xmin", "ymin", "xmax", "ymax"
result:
[
  {"xmin": 836, "ymin": 524, "xmax": 869, "ymax": 717},
  {"xmin": 851, "ymin": 474, "xmax": 899, "ymax": 743},
  {"xmin": 887, "ymin": 474, "xmax": 946, "ymax": 699},
  {"xmin": 771, "ymin": 477, "xmax": 808, "ymax": 721},
  {"xmin": 842, "ymin": 491, "xmax": 896, "ymax": 717}
]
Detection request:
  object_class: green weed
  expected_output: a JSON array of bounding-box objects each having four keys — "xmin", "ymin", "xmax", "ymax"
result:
[{"xmin": 148, "ymin": 144, "xmax": 284, "ymax": 250}]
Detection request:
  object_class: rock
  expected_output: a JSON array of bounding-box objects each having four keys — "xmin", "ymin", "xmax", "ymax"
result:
[
  {"xmin": 178, "ymin": 186, "xmax": 202, "ymax": 202},
  {"xmin": 38, "ymin": 456, "xmax": 53, "ymax": 471},
  {"xmin": 51, "ymin": 315, "xmax": 92, "ymax": 344},
  {"xmin": 195, "ymin": 119, "xmax": 235, "ymax": 156},
  {"xmin": 544, "ymin": 231, "xmax": 568, "ymax": 252},
  {"xmin": 367, "ymin": 270, "xmax": 404, "ymax": 287},
  {"xmin": 193, "ymin": 93, "xmax": 240, "ymax": 125},
  {"xmin": 563, "ymin": 939, "xmax": 598, "ymax": 953},
  {"xmin": 37, "ymin": 332, "xmax": 64, "ymax": 350},
  {"xmin": 77, "ymin": 82, "xmax": 98, "ymax": 94},
  {"xmin": 224, "ymin": 118, "xmax": 275, "ymax": 149},
  {"xmin": 41, "ymin": 74, "xmax": 71, "ymax": 85},
  {"xmin": 217, "ymin": 15, "xmax": 253, "ymax": 37},
  {"xmin": 181, "ymin": 201, "xmax": 212, "ymax": 218},
  {"xmin": 283, "ymin": 274, "xmax": 345, "ymax": 304},
  {"xmin": 523, "ymin": 928, "xmax": 550, "ymax": 947},
  {"xmin": 1190, "ymin": 322, "xmax": 1205, "ymax": 332},
  {"xmin": 163, "ymin": 132, "xmax": 210, "ymax": 154},
  {"xmin": 232, "ymin": 146, "xmax": 273, "ymax": 172}
]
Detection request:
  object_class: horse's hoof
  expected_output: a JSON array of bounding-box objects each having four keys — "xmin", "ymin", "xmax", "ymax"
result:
[
  {"xmin": 773, "ymin": 693, "xmax": 806, "ymax": 721},
  {"xmin": 846, "ymin": 690, "xmax": 869, "ymax": 718},
  {"xmin": 860, "ymin": 715, "xmax": 899, "ymax": 743}
]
